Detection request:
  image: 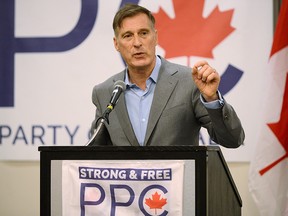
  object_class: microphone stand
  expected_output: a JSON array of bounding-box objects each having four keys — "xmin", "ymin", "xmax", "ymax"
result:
[
  {"xmin": 85, "ymin": 108, "xmax": 111, "ymax": 146},
  {"xmin": 85, "ymin": 117, "xmax": 105, "ymax": 146},
  {"xmin": 85, "ymin": 79, "xmax": 125, "ymax": 146}
]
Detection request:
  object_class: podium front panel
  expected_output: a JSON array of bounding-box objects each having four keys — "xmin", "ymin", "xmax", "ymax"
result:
[
  {"xmin": 39, "ymin": 146, "xmax": 241, "ymax": 216},
  {"xmin": 50, "ymin": 159, "xmax": 195, "ymax": 215}
]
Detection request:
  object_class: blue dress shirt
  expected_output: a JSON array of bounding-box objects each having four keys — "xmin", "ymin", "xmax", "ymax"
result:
[{"xmin": 124, "ymin": 56, "xmax": 161, "ymax": 146}]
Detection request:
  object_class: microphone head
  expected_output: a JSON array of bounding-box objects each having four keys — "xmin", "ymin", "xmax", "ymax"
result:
[{"xmin": 114, "ymin": 80, "xmax": 126, "ymax": 91}]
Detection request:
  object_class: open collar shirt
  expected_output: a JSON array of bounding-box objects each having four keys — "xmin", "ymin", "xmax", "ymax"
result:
[{"xmin": 124, "ymin": 56, "xmax": 161, "ymax": 146}]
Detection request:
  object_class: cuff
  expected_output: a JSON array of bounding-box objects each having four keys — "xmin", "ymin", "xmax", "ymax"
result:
[{"xmin": 200, "ymin": 91, "xmax": 225, "ymax": 109}]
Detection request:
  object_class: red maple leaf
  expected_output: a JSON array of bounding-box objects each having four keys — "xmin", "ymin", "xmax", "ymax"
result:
[
  {"xmin": 259, "ymin": 74, "xmax": 288, "ymax": 175},
  {"xmin": 153, "ymin": 0, "xmax": 235, "ymax": 59},
  {"xmin": 145, "ymin": 191, "xmax": 167, "ymax": 215}
]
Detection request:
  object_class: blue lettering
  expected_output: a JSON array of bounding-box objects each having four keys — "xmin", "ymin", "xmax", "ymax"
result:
[
  {"xmin": 0, "ymin": 2, "xmax": 14, "ymax": 107},
  {"xmin": 0, "ymin": 125, "xmax": 12, "ymax": 144},
  {"xmin": 0, "ymin": 124, "xmax": 82, "ymax": 145},
  {"xmin": 12, "ymin": 126, "xmax": 28, "ymax": 145},
  {"xmin": 65, "ymin": 125, "xmax": 79, "ymax": 144},
  {"xmin": 47, "ymin": 125, "xmax": 62, "ymax": 145},
  {"xmin": 80, "ymin": 183, "xmax": 105, "ymax": 216},
  {"xmin": 110, "ymin": 184, "xmax": 134, "ymax": 216},
  {"xmin": 32, "ymin": 125, "xmax": 45, "ymax": 144}
]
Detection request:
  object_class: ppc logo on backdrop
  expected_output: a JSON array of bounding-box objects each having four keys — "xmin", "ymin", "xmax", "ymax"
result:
[{"xmin": 0, "ymin": 0, "xmax": 243, "ymax": 107}]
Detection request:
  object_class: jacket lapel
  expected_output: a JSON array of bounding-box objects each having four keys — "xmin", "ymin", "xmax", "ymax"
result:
[
  {"xmin": 112, "ymin": 73, "xmax": 140, "ymax": 146},
  {"xmin": 144, "ymin": 59, "xmax": 179, "ymax": 145}
]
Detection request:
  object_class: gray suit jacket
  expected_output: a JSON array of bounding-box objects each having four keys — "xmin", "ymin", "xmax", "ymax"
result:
[{"xmin": 91, "ymin": 57, "xmax": 245, "ymax": 148}]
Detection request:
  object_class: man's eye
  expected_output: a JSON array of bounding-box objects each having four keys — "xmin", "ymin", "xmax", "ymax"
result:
[
  {"xmin": 123, "ymin": 34, "xmax": 132, "ymax": 39},
  {"xmin": 140, "ymin": 31, "xmax": 148, "ymax": 36}
]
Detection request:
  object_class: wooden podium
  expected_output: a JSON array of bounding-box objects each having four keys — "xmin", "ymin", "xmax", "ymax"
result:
[{"xmin": 39, "ymin": 145, "xmax": 242, "ymax": 216}]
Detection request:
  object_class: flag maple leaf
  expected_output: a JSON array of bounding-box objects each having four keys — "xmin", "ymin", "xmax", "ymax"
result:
[
  {"xmin": 153, "ymin": 0, "xmax": 235, "ymax": 59},
  {"xmin": 145, "ymin": 191, "xmax": 167, "ymax": 215},
  {"xmin": 259, "ymin": 74, "xmax": 288, "ymax": 175}
]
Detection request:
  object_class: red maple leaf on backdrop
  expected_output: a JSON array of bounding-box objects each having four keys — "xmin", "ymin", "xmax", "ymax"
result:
[
  {"xmin": 259, "ymin": 74, "xmax": 288, "ymax": 175},
  {"xmin": 145, "ymin": 191, "xmax": 167, "ymax": 215},
  {"xmin": 153, "ymin": 0, "xmax": 235, "ymax": 59}
]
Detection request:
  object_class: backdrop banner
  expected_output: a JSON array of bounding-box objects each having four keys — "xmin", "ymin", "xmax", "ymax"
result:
[{"xmin": 0, "ymin": 0, "xmax": 273, "ymax": 161}]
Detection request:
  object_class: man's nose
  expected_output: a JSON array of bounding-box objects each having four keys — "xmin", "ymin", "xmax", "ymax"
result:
[{"xmin": 133, "ymin": 35, "xmax": 142, "ymax": 47}]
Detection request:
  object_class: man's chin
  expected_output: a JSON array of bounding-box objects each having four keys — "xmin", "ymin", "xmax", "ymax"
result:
[{"xmin": 131, "ymin": 60, "xmax": 149, "ymax": 68}]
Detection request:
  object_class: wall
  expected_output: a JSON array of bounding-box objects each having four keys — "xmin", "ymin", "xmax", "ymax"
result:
[{"xmin": 0, "ymin": 161, "xmax": 259, "ymax": 216}]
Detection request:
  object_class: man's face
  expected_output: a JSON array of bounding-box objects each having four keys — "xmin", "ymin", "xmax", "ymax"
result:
[{"xmin": 113, "ymin": 13, "xmax": 158, "ymax": 72}]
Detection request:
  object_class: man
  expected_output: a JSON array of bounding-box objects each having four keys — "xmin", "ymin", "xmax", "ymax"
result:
[{"xmin": 90, "ymin": 4, "xmax": 245, "ymax": 148}]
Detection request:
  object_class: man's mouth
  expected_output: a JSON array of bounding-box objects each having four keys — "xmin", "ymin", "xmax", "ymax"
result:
[{"xmin": 133, "ymin": 52, "xmax": 145, "ymax": 57}]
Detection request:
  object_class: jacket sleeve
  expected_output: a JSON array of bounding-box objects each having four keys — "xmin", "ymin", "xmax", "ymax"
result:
[{"xmin": 205, "ymin": 101, "xmax": 245, "ymax": 148}]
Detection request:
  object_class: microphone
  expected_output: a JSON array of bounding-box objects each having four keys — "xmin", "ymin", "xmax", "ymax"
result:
[
  {"xmin": 101, "ymin": 80, "xmax": 126, "ymax": 122},
  {"xmin": 85, "ymin": 80, "xmax": 126, "ymax": 146},
  {"xmin": 106, "ymin": 80, "xmax": 126, "ymax": 111}
]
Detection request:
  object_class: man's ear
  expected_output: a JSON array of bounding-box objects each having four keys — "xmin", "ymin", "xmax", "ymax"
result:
[
  {"xmin": 154, "ymin": 29, "xmax": 158, "ymax": 45},
  {"xmin": 113, "ymin": 37, "xmax": 120, "ymax": 52}
]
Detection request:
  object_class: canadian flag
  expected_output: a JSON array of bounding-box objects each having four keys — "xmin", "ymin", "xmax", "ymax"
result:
[{"xmin": 248, "ymin": 0, "xmax": 288, "ymax": 215}]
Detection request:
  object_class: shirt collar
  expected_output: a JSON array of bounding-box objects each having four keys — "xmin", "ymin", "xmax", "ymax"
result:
[{"xmin": 124, "ymin": 56, "xmax": 161, "ymax": 86}]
